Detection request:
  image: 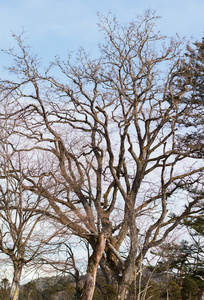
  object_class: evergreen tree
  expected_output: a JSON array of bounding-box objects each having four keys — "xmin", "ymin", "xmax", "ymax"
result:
[{"xmin": 181, "ymin": 275, "xmax": 199, "ymax": 300}]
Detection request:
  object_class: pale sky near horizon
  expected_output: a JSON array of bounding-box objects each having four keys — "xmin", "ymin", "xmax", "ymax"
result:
[{"xmin": 0, "ymin": 0, "xmax": 203, "ymax": 67}]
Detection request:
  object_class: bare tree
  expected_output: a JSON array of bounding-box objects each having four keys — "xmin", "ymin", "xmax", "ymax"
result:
[
  {"xmin": 39, "ymin": 240, "xmax": 85, "ymax": 297},
  {"xmin": 0, "ymin": 11, "xmax": 204, "ymax": 300},
  {"xmin": 0, "ymin": 107, "xmax": 67, "ymax": 300}
]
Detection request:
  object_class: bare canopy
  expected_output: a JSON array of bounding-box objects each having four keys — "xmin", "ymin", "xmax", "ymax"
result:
[{"xmin": 0, "ymin": 11, "xmax": 203, "ymax": 300}]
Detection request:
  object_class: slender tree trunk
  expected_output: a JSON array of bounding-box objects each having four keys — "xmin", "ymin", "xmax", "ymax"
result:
[
  {"xmin": 80, "ymin": 233, "xmax": 106, "ymax": 300},
  {"xmin": 10, "ymin": 262, "xmax": 23, "ymax": 300}
]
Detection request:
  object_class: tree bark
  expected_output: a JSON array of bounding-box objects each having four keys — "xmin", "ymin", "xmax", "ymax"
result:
[
  {"xmin": 10, "ymin": 262, "xmax": 23, "ymax": 300},
  {"xmin": 80, "ymin": 233, "xmax": 106, "ymax": 300},
  {"xmin": 118, "ymin": 285, "xmax": 129, "ymax": 300}
]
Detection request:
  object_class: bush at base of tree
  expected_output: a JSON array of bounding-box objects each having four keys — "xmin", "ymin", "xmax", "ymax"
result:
[
  {"xmin": 168, "ymin": 280, "xmax": 182, "ymax": 300},
  {"xmin": 181, "ymin": 276, "xmax": 199, "ymax": 300}
]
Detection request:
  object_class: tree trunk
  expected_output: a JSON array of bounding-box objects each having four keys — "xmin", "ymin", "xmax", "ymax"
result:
[
  {"xmin": 117, "ymin": 205, "xmax": 139, "ymax": 300},
  {"xmin": 10, "ymin": 263, "xmax": 23, "ymax": 300},
  {"xmin": 118, "ymin": 285, "xmax": 129, "ymax": 300},
  {"xmin": 80, "ymin": 233, "xmax": 106, "ymax": 300}
]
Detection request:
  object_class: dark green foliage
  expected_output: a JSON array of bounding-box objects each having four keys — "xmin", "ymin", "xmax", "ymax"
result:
[
  {"xmin": 184, "ymin": 217, "xmax": 204, "ymax": 237},
  {"xmin": 184, "ymin": 39, "xmax": 204, "ymax": 104},
  {"xmin": 174, "ymin": 38, "xmax": 204, "ymax": 160},
  {"xmin": 95, "ymin": 284, "xmax": 118, "ymax": 300},
  {"xmin": 0, "ymin": 278, "xmax": 10, "ymax": 300},
  {"xmin": 181, "ymin": 276, "xmax": 199, "ymax": 300},
  {"xmin": 93, "ymin": 271, "xmax": 118, "ymax": 300},
  {"xmin": 144, "ymin": 281, "xmax": 161, "ymax": 300},
  {"xmin": 168, "ymin": 280, "xmax": 182, "ymax": 300},
  {"xmin": 183, "ymin": 216, "xmax": 204, "ymax": 294}
]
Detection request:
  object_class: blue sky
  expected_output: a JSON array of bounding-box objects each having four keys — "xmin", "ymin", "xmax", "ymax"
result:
[{"xmin": 0, "ymin": 0, "xmax": 203, "ymax": 66}]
